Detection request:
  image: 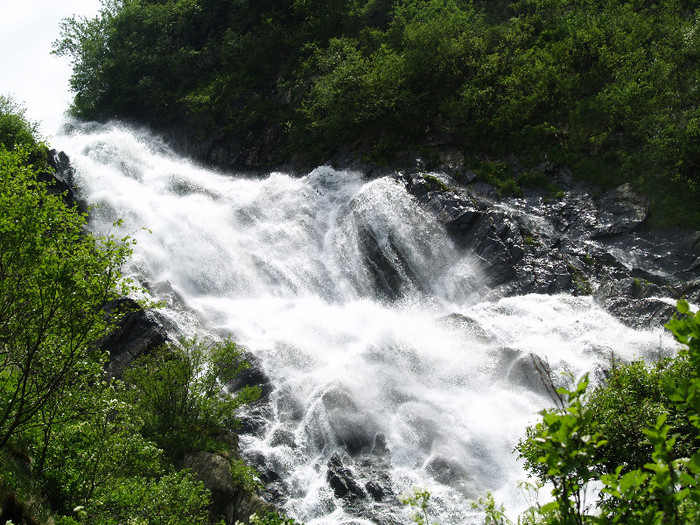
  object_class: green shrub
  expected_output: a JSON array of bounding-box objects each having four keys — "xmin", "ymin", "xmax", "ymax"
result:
[
  {"xmin": 423, "ymin": 174, "xmax": 449, "ymax": 192},
  {"xmin": 123, "ymin": 338, "xmax": 261, "ymax": 456},
  {"xmin": 502, "ymin": 301, "xmax": 700, "ymax": 524},
  {"xmin": 241, "ymin": 511, "xmax": 304, "ymax": 525},
  {"xmin": 400, "ymin": 487, "xmax": 437, "ymax": 525},
  {"xmin": 475, "ymin": 161, "xmax": 522, "ymax": 197},
  {"xmin": 73, "ymin": 469, "xmax": 211, "ymax": 525}
]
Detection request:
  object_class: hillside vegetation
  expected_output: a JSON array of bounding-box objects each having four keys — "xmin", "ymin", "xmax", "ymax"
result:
[
  {"xmin": 0, "ymin": 97, "xmax": 264, "ymax": 524},
  {"xmin": 55, "ymin": 0, "xmax": 700, "ymax": 226}
]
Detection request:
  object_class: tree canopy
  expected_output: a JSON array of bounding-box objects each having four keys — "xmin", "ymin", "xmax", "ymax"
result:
[{"xmin": 55, "ymin": 0, "xmax": 700, "ymax": 225}]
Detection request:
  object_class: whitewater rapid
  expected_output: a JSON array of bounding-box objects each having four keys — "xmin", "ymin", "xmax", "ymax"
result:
[{"xmin": 55, "ymin": 122, "xmax": 674, "ymax": 524}]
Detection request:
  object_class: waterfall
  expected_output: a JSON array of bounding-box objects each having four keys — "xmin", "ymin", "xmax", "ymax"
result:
[{"xmin": 55, "ymin": 122, "xmax": 673, "ymax": 524}]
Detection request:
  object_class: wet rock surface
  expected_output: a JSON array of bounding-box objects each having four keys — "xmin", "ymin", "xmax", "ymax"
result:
[
  {"xmin": 322, "ymin": 446, "xmax": 401, "ymax": 524},
  {"xmin": 327, "ymin": 453, "xmax": 367, "ymax": 499},
  {"xmin": 397, "ymin": 170, "xmax": 700, "ymax": 328},
  {"xmin": 43, "ymin": 149, "xmax": 90, "ymax": 213},
  {"xmin": 99, "ymin": 298, "xmax": 169, "ymax": 377}
]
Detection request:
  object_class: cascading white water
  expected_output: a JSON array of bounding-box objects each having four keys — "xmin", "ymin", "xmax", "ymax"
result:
[{"xmin": 56, "ymin": 122, "xmax": 675, "ymax": 524}]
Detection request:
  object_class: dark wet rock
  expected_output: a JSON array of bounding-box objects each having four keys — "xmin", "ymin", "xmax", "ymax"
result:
[
  {"xmin": 244, "ymin": 451, "xmax": 289, "ymax": 504},
  {"xmin": 398, "ymin": 170, "xmax": 698, "ymax": 327},
  {"xmin": 227, "ymin": 352, "xmax": 274, "ymax": 401},
  {"xmin": 236, "ymin": 403, "xmax": 275, "ymax": 437},
  {"xmin": 355, "ymin": 222, "xmax": 418, "ymax": 300},
  {"xmin": 424, "ymin": 452, "xmax": 488, "ymax": 498},
  {"xmin": 365, "ymin": 480, "xmax": 386, "ymax": 501},
  {"xmin": 99, "ymin": 298, "xmax": 169, "ymax": 377},
  {"xmin": 371, "ymin": 433, "xmax": 390, "ymax": 457},
  {"xmin": 437, "ymin": 147, "xmax": 467, "ymax": 176},
  {"xmin": 327, "ymin": 454, "xmax": 367, "ymax": 499},
  {"xmin": 506, "ymin": 354, "xmax": 552, "ymax": 396},
  {"xmin": 321, "ymin": 389, "xmax": 380, "ymax": 455},
  {"xmin": 489, "ymin": 347, "xmax": 554, "ymax": 396},
  {"xmin": 321, "ymin": 386, "xmax": 359, "ymax": 412},
  {"xmin": 270, "ymin": 428, "xmax": 296, "ymax": 448},
  {"xmin": 157, "ymin": 123, "xmax": 274, "ymax": 175},
  {"xmin": 594, "ymin": 183, "xmax": 649, "ymax": 237},
  {"xmin": 685, "ymin": 231, "xmax": 700, "ymax": 257},
  {"xmin": 446, "ymin": 207, "xmax": 521, "ymax": 288},
  {"xmin": 148, "ymin": 280, "xmax": 188, "ymax": 310},
  {"xmin": 274, "ymin": 384, "xmax": 306, "ymax": 422},
  {"xmin": 555, "ymin": 167, "xmax": 575, "ymax": 189},
  {"xmin": 44, "ymin": 149, "xmax": 88, "ymax": 212},
  {"xmin": 227, "ymin": 352, "xmax": 276, "ymax": 434},
  {"xmin": 678, "ymin": 278, "xmax": 700, "ymax": 306},
  {"xmin": 426, "ymin": 455, "xmax": 468, "ymax": 486},
  {"xmin": 259, "ymin": 468, "xmax": 282, "ymax": 484},
  {"xmin": 323, "ymin": 451, "xmax": 397, "ymax": 522},
  {"xmin": 328, "ymin": 412, "xmax": 379, "ymax": 456},
  {"xmin": 594, "ymin": 277, "xmax": 678, "ymax": 330},
  {"xmin": 356, "ymin": 445, "xmax": 395, "ymax": 499}
]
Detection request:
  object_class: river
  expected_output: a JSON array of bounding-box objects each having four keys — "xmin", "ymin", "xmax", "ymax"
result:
[{"xmin": 54, "ymin": 121, "xmax": 673, "ymax": 524}]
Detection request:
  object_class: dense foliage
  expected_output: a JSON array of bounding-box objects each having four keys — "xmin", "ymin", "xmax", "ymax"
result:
[
  {"xmin": 55, "ymin": 0, "xmax": 700, "ymax": 225},
  {"xmin": 0, "ymin": 99, "xmax": 259, "ymax": 524},
  {"xmin": 0, "ymin": 96, "xmax": 49, "ymax": 167},
  {"xmin": 123, "ymin": 339, "xmax": 261, "ymax": 458},
  {"xmin": 469, "ymin": 300, "xmax": 700, "ymax": 524}
]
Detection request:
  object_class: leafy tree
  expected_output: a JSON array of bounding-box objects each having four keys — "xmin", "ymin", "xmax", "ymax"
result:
[
  {"xmin": 40, "ymin": 388, "xmax": 163, "ymax": 514},
  {"xmin": 0, "ymin": 95, "xmax": 48, "ymax": 167},
  {"xmin": 501, "ymin": 301, "xmax": 700, "ymax": 524},
  {"xmin": 583, "ymin": 356, "xmax": 698, "ymax": 478},
  {"xmin": 53, "ymin": 2, "xmax": 120, "ymax": 120},
  {"xmin": 53, "ymin": 0, "xmax": 700, "ymax": 226},
  {"xmin": 36, "ymin": 338, "xmax": 260, "ymax": 524},
  {"xmin": 123, "ymin": 338, "xmax": 261, "ymax": 456},
  {"xmin": 54, "ymin": 469, "xmax": 211, "ymax": 525},
  {"xmin": 0, "ymin": 100, "xmax": 222, "ymax": 525},
  {"xmin": 0, "ymin": 145, "xmax": 134, "ymax": 451}
]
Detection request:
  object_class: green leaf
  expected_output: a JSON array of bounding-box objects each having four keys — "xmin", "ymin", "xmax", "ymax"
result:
[
  {"xmin": 677, "ymin": 299, "xmax": 691, "ymax": 315},
  {"xmin": 619, "ymin": 470, "xmax": 644, "ymax": 493}
]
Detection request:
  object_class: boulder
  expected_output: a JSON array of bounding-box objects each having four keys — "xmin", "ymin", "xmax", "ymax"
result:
[
  {"xmin": 227, "ymin": 352, "xmax": 275, "ymax": 436},
  {"xmin": 98, "ymin": 298, "xmax": 168, "ymax": 377},
  {"xmin": 327, "ymin": 391, "xmax": 375, "ymax": 453},
  {"xmin": 425, "ymin": 455, "xmax": 468, "ymax": 486},
  {"xmin": 183, "ymin": 452, "xmax": 236, "ymax": 501},
  {"xmin": 438, "ymin": 313, "xmax": 494, "ymax": 343},
  {"xmin": 45, "ymin": 149, "xmax": 87, "ymax": 213},
  {"xmin": 327, "ymin": 453, "xmax": 366, "ymax": 499},
  {"xmin": 226, "ymin": 352, "xmax": 273, "ymax": 401},
  {"xmin": 594, "ymin": 277, "xmax": 678, "ymax": 329},
  {"xmin": 365, "ymin": 481, "xmax": 386, "ymax": 501},
  {"xmin": 594, "ymin": 183, "xmax": 649, "ymax": 237}
]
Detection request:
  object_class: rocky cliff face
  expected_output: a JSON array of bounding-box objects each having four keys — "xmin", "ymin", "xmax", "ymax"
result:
[{"xmin": 399, "ymin": 168, "xmax": 700, "ymax": 329}]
